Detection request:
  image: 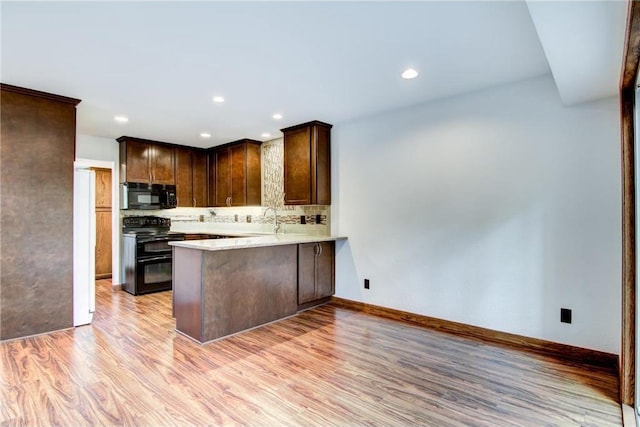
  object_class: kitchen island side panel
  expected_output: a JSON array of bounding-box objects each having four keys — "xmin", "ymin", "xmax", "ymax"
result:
[
  {"xmin": 202, "ymin": 245, "xmax": 297, "ymax": 342},
  {"xmin": 173, "ymin": 247, "xmax": 204, "ymax": 342}
]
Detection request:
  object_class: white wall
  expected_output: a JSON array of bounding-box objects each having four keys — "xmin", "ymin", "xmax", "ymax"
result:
[
  {"xmin": 333, "ymin": 74, "xmax": 621, "ymax": 354},
  {"xmin": 76, "ymin": 134, "xmax": 121, "ymax": 285}
]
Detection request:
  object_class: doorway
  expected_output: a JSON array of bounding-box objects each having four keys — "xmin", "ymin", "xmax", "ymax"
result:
[{"xmin": 75, "ymin": 159, "xmax": 121, "ymax": 289}]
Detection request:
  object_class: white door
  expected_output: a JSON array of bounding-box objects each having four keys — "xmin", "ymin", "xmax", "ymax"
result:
[{"xmin": 73, "ymin": 167, "xmax": 96, "ymax": 326}]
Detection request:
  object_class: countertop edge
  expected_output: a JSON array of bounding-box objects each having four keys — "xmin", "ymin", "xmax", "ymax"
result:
[{"xmin": 169, "ymin": 235, "xmax": 347, "ymax": 252}]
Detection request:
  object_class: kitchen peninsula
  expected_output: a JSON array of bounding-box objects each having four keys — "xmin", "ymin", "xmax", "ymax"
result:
[{"xmin": 170, "ymin": 234, "xmax": 346, "ymax": 343}]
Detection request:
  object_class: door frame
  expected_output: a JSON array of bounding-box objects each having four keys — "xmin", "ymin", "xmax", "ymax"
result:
[{"xmin": 75, "ymin": 158, "xmax": 119, "ymax": 286}]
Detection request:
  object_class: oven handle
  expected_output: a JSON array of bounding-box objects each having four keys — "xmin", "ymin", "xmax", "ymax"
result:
[
  {"xmin": 137, "ymin": 237, "xmax": 183, "ymax": 244},
  {"xmin": 137, "ymin": 255, "xmax": 173, "ymax": 264}
]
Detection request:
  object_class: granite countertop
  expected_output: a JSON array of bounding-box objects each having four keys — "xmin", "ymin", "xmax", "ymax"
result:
[{"xmin": 169, "ymin": 234, "xmax": 347, "ymax": 251}]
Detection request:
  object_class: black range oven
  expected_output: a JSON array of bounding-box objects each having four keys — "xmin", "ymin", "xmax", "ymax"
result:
[{"xmin": 122, "ymin": 216, "xmax": 185, "ymax": 295}]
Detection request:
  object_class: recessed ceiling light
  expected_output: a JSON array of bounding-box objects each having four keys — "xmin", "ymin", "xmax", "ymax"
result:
[
  {"xmin": 272, "ymin": 113, "xmax": 283, "ymax": 120},
  {"xmin": 200, "ymin": 132, "xmax": 211, "ymax": 138},
  {"xmin": 114, "ymin": 115, "xmax": 129, "ymax": 123},
  {"xmin": 213, "ymin": 96, "xmax": 225, "ymax": 103},
  {"xmin": 401, "ymin": 68, "xmax": 419, "ymax": 79},
  {"xmin": 261, "ymin": 132, "xmax": 271, "ymax": 138}
]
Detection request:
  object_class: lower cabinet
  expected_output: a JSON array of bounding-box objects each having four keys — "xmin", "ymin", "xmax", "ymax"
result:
[{"xmin": 298, "ymin": 241, "xmax": 335, "ymax": 306}]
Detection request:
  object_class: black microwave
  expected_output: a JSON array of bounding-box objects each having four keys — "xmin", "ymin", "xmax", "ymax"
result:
[{"xmin": 121, "ymin": 182, "xmax": 177, "ymax": 210}]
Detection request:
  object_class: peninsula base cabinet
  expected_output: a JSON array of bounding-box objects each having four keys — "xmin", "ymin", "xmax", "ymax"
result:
[
  {"xmin": 172, "ymin": 240, "xmax": 338, "ymax": 343},
  {"xmin": 297, "ymin": 241, "xmax": 335, "ymax": 309}
]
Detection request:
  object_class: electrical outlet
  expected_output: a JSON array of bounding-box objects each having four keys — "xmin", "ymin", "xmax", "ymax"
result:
[
  {"xmin": 560, "ymin": 308, "xmax": 572, "ymax": 324},
  {"xmin": 234, "ymin": 214, "xmax": 238, "ymax": 222},
  {"xmin": 246, "ymin": 215, "xmax": 251, "ymax": 223},
  {"xmin": 300, "ymin": 215, "xmax": 306, "ymax": 224},
  {"xmin": 316, "ymin": 214, "xmax": 322, "ymax": 224},
  {"xmin": 364, "ymin": 279, "xmax": 370, "ymax": 289}
]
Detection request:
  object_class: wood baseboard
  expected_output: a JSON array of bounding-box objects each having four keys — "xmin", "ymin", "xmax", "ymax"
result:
[{"xmin": 330, "ymin": 297, "xmax": 619, "ymax": 373}]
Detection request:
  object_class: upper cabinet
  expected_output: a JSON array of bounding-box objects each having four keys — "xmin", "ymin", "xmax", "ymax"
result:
[
  {"xmin": 282, "ymin": 121, "xmax": 332, "ymax": 205},
  {"xmin": 209, "ymin": 139, "xmax": 261, "ymax": 207},
  {"xmin": 118, "ymin": 136, "xmax": 175, "ymax": 185},
  {"xmin": 175, "ymin": 147, "xmax": 208, "ymax": 207}
]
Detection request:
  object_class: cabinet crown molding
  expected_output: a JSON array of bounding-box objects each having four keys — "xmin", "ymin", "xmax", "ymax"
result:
[
  {"xmin": 1, "ymin": 83, "xmax": 81, "ymax": 106},
  {"xmin": 280, "ymin": 120, "xmax": 333, "ymax": 133}
]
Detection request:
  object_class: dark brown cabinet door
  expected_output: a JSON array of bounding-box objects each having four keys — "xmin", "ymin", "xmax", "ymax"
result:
[
  {"xmin": 283, "ymin": 121, "xmax": 332, "ymax": 205},
  {"xmin": 151, "ymin": 144, "xmax": 175, "ymax": 185},
  {"xmin": 315, "ymin": 242, "xmax": 335, "ymax": 299},
  {"xmin": 125, "ymin": 140, "xmax": 151, "ymax": 183},
  {"xmin": 215, "ymin": 148, "xmax": 231, "ymax": 206},
  {"xmin": 246, "ymin": 141, "xmax": 262, "ymax": 206},
  {"xmin": 284, "ymin": 126, "xmax": 311, "ymax": 205},
  {"xmin": 298, "ymin": 243, "xmax": 318, "ymax": 305},
  {"xmin": 208, "ymin": 151, "xmax": 216, "ymax": 206},
  {"xmin": 230, "ymin": 144, "xmax": 247, "ymax": 206},
  {"xmin": 297, "ymin": 241, "xmax": 335, "ymax": 305},
  {"xmin": 192, "ymin": 150, "xmax": 208, "ymax": 207},
  {"xmin": 314, "ymin": 126, "xmax": 331, "ymax": 205},
  {"xmin": 119, "ymin": 137, "xmax": 176, "ymax": 185},
  {"xmin": 175, "ymin": 147, "xmax": 193, "ymax": 207},
  {"xmin": 210, "ymin": 140, "xmax": 261, "ymax": 207}
]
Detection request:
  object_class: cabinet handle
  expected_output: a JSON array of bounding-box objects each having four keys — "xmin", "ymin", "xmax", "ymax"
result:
[
  {"xmin": 319, "ymin": 243, "xmax": 323, "ymax": 256},
  {"xmin": 193, "ymin": 197, "xmax": 196, "ymax": 207},
  {"xmin": 226, "ymin": 196, "xmax": 231, "ymax": 207},
  {"xmin": 313, "ymin": 244, "xmax": 319, "ymax": 256}
]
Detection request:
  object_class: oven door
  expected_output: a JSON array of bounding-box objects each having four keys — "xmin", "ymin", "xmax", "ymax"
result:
[
  {"xmin": 137, "ymin": 236, "xmax": 182, "ymax": 258},
  {"xmin": 135, "ymin": 255, "xmax": 173, "ymax": 294}
]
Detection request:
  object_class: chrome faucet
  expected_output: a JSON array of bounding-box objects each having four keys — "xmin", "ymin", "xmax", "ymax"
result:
[{"xmin": 263, "ymin": 206, "xmax": 280, "ymax": 234}]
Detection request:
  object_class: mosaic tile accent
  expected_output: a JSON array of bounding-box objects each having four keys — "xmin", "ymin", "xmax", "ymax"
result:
[{"xmin": 262, "ymin": 138, "xmax": 285, "ymax": 209}]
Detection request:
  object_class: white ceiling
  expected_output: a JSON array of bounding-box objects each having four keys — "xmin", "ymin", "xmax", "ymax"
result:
[{"xmin": 0, "ymin": 1, "xmax": 628, "ymax": 148}]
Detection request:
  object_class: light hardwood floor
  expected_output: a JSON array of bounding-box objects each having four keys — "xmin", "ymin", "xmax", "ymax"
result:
[{"xmin": 1, "ymin": 279, "xmax": 622, "ymax": 426}]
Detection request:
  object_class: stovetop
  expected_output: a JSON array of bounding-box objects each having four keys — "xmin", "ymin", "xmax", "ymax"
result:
[
  {"xmin": 122, "ymin": 215, "xmax": 183, "ymax": 236},
  {"xmin": 122, "ymin": 229, "xmax": 184, "ymax": 236},
  {"xmin": 123, "ymin": 215, "xmax": 171, "ymax": 229}
]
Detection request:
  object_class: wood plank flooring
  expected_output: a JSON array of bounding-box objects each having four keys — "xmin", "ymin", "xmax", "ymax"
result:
[{"xmin": 1, "ymin": 279, "xmax": 622, "ymax": 426}]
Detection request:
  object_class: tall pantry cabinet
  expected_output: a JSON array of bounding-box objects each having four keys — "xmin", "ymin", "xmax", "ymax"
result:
[{"xmin": 0, "ymin": 83, "xmax": 80, "ymax": 340}]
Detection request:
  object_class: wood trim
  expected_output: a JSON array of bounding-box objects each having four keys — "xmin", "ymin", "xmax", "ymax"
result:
[
  {"xmin": 116, "ymin": 135, "xmax": 209, "ymax": 152},
  {"xmin": 211, "ymin": 138, "xmax": 262, "ymax": 151},
  {"xmin": 622, "ymin": 86, "xmax": 637, "ymax": 406},
  {"xmin": 331, "ymin": 297, "xmax": 619, "ymax": 373},
  {"xmin": 297, "ymin": 296, "xmax": 332, "ymax": 312},
  {"xmin": 280, "ymin": 120, "xmax": 333, "ymax": 133},
  {"xmin": 621, "ymin": 0, "xmax": 640, "ymax": 407},
  {"xmin": 0, "ymin": 83, "xmax": 80, "ymax": 106}
]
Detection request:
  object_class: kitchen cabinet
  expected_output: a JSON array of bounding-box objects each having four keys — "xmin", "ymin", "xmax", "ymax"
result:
[
  {"xmin": 282, "ymin": 120, "xmax": 332, "ymax": 205},
  {"xmin": 175, "ymin": 147, "xmax": 208, "ymax": 207},
  {"xmin": 118, "ymin": 136, "xmax": 175, "ymax": 185},
  {"xmin": 209, "ymin": 139, "xmax": 261, "ymax": 207},
  {"xmin": 297, "ymin": 241, "xmax": 335, "ymax": 307}
]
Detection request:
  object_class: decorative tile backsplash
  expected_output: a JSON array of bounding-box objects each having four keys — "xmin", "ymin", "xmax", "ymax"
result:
[
  {"xmin": 122, "ymin": 137, "xmax": 331, "ymax": 235},
  {"xmin": 122, "ymin": 206, "xmax": 330, "ymax": 236},
  {"xmin": 261, "ymin": 138, "xmax": 284, "ymax": 208}
]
